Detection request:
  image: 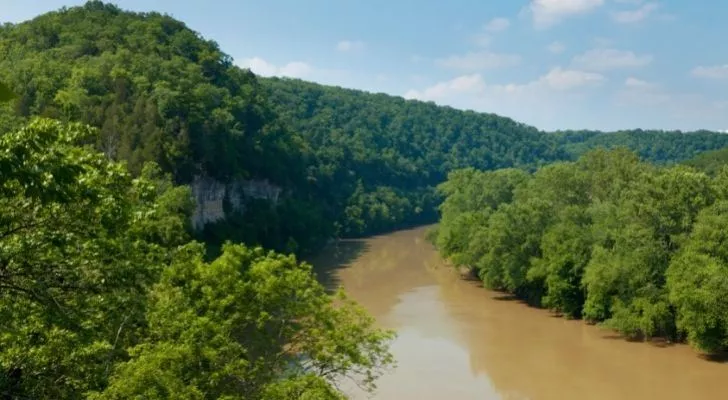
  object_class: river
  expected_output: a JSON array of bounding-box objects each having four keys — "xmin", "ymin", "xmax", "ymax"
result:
[{"xmin": 310, "ymin": 226, "xmax": 727, "ymax": 400}]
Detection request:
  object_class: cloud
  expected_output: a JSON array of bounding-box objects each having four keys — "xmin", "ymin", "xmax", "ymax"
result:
[
  {"xmin": 611, "ymin": 2, "xmax": 658, "ymax": 23},
  {"xmin": 572, "ymin": 48, "xmax": 653, "ymax": 70},
  {"xmin": 336, "ymin": 40, "xmax": 365, "ymax": 52},
  {"xmin": 404, "ymin": 74, "xmax": 486, "ymax": 100},
  {"xmin": 527, "ymin": 0, "xmax": 605, "ymax": 29},
  {"xmin": 547, "ymin": 41, "xmax": 566, "ymax": 54},
  {"xmin": 615, "ymin": 77, "xmax": 669, "ymax": 106},
  {"xmin": 484, "ymin": 17, "xmax": 511, "ymax": 32},
  {"xmin": 539, "ymin": 67, "xmax": 605, "ymax": 90},
  {"xmin": 691, "ymin": 65, "xmax": 728, "ymax": 80},
  {"xmin": 237, "ymin": 57, "xmax": 313, "ymax": 78},
  {"xmin": 405, "ymin": 67, "xmax": 603, "ymax": 103},
  {"xmin": 615, "ymin": 78, "xmax": 728, "ymax": 129},
  {"xmin": 403, "ymin": 68, "xmax": 605, "ymax": 130},
  {"xmin": 436, "ymin": 51, "xmax": 521, "ymax": 71}
]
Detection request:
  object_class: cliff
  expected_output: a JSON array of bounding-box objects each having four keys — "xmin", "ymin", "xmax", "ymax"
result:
[{"xmin": 190, "ymin": 176, "xmax": 282, "ymax": 230}]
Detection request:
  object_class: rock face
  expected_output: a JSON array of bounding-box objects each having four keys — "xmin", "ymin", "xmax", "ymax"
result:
[{"xmin": 190, "ymin": 175, "xmax": 281, "ymax": 230}]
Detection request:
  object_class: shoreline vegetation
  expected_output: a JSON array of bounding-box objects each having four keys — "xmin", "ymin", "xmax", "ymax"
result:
[{"xmin": 430, "ymin": 148, "xmax": 728, "ymax": 357}]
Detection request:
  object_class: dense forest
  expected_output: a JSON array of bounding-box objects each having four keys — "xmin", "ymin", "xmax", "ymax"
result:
[
  {"xmin": 682, "ymin": 147, "xmax": 728, "ymax": 176},
  {"xmin": 3, "ymin": 2, "xmax": 728, "ymax": 255},
  {"xmin": 0, "ymin": 110, "xmax": 393, "ymax": 398},
  {"xmin": 432, "ymin": 148, "xmax": 728, "ymax": 354},
  {"xmin": 554, "ymin": 129, "xmax": 728, "ymax": 163}
]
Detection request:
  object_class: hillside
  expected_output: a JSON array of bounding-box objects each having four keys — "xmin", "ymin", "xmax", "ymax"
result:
[
  {"xmin": 2, "ymin": 1, "xmax": 728, "ymax": 253},
  {"xmin": 554, "ymin": 129, "xmax": 728, "ymax": 164},
  {"xmin": 682, "ymin": 146, "xmax": 728, "ymax": 175}
]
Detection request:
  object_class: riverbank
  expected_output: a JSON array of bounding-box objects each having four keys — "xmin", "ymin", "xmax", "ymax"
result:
[{"xmin": 311, "ymin": 226, "xmax": 728, "ymax": 400}]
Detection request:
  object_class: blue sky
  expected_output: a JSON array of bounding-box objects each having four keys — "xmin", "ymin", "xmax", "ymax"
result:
[{"xmin": 2, "ymin": 0, "xmax": 727, "ymax": 131}]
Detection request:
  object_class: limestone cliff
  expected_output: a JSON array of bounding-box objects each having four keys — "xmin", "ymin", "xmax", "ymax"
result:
[{"xmin": 190, "ymin": 175, "xmax": 281, "ymax": 230}]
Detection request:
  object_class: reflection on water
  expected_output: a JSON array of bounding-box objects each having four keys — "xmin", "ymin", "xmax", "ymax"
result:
[{"xmin": 312, "ymin": 227, "xmax": 727, "ymax": 400}]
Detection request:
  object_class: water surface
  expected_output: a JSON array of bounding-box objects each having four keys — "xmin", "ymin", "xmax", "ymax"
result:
[{"xmin": 311, "ymin": 227, "xmax": 727, "ymax": 400}]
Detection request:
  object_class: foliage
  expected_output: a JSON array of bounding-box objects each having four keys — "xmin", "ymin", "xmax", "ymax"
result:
[
  {"xmin": 682, "ymin": 146, "xmax": 728, "ymax": 176},
  {"xmin": 0, "ymin": 119, "xmax": 393, "ymax": 399},
  {"xmin": 0, "ymin": 118, "xmax": 192, "ymax": 398},
  {"xmin": 94, "ymin": 243, "xmax": 394, "ymax": 399},
  {"xmin": 433, "ymin": 148, "xmax": 728, "ymax": 353},
  {"xmin": 0, "ymin": 80, "xmax": 14, "ymax": 102},
  {"xmin": 554, "ymin": 130, "xmax": 728, "ymax": 164},
  {"xmin": 4, "ymin": 3, "xmax": 728, "ymax": 253}
]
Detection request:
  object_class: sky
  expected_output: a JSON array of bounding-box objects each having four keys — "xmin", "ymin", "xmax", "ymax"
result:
[{"xmin": 2, "ymin": 0, "xmax": 727, "ymax": 131}]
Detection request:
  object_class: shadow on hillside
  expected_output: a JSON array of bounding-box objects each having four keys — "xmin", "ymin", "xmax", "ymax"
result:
[{"xmin": 307, "ymin": 239, "xmax": 370, "ymax": 293}]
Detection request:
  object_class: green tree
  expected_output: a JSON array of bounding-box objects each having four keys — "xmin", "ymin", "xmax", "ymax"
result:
[
  {"xmin": 0, "ymin": 119, "xmax": 394, "ymax": 398},
  {"xmin": 667, "ymin": 201, "xmax": 728, "ymax": 352},
  {"xmin": 0, "ymin": 118, "xmax": 192, "ymax": 398},
  {"xmin": 95, "ymin": 243, "xmax": 394, "ymax": 399}
]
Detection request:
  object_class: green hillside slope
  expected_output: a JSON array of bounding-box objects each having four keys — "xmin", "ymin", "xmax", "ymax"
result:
[{"xmin": 2, "ymin": 1, "xmax": 728, "ymax": 253}]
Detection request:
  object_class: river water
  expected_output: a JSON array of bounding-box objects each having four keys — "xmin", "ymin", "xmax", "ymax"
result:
[{"xmin": 310, "ymin": 226, "xmax": 727, "ymax": 400}]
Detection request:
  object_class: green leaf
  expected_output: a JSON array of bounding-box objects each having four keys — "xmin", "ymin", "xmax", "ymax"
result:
[{"xmin": 0, "ymin": 80, "xmax": 15, "ymax": 102}]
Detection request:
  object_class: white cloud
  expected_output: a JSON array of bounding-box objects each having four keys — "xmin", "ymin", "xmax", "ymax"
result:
[
  {"xmin": 336, "ymin": 40, "xmax": 365, "ymax": 52},
  {"xmin": 237, "ymin": 57, "xmax": 313, "ymax": 78},
  {"xmin": 539, "ymin": 67, "xmax": 605, "ymax": 90},
  {"xmin": 611, "ymin": 2, "xmax": 658, "ymax": 23},
  {"xmin": 404, "ymin": 74, "xmax": 486, "ymax": 100},
  {"xmin": 484, "ymin": 17, "xmax": 511, "ymax": 32},
  {"xmin": 404, "ymin": 68, "xmax": 605, "ymax": 130},
  {"xmin": 436, "ymin": 51, "xmax": 521, "ymax": 71},
  {"xmin": 527, "ymin": 0, "xmax": 605, "ymax": 29},
  {"xmin": 572, "ymin": 48, "xmax": 653, "ymax": 70},
  {"xmin": 547, "ymin": 41, "xmax": 566, "ymax": 54},
  {"xmin": 405, "ymin": 67, "xmax": 603, "ymax": 103},
  {"xmin": 615, "ymin": 77, "xmax": 669, "ymax": 106},
  {"xmin": 691, "ymin": 65, "xmax": 728, "ymax": 80}
]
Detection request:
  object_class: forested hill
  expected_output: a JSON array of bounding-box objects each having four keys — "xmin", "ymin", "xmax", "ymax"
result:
[
  {"xmin": 3, "ymin": 2, "xmax": 728, "ymax": 253},
  {"xmin": 554, "ymin": 129, "xmax": 728, "ymax": 164},
  {"xmin": 262, "ymin": 77, "xmax": 566, "ymax": 178}
]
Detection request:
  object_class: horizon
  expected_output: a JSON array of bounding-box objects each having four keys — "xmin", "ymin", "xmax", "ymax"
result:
[{"xmin": 3, "ymin": 0, "xmax": 727, "ymax": 132}]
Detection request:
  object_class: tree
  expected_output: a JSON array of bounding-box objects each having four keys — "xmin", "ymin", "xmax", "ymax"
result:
[
  {"xmin": 667, "ymin": 201, "xmax": 728, "ymax": 353},
  {"xmin": 432, "ymin": 148, "xmax": 728, "ymax": 353},
  {"xmin": 0, "ymin": 80, "xmax": 14, "ymax": 102},
  {"xmin": 94, "ymin": 243, "xmax": 394, "ymax": 400},
  {"xmin": 0, "ymin": 118, "xmax": 193, "ymax": 398},
  {"xmin": 0, "ymin": 118, "xmax": 394, "ymax": 398}
]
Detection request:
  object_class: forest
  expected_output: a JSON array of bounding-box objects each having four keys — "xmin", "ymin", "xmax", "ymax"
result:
[
  {"xmin": 3, "ymin": 1, "xmax": 728, "ymax": 397},
  {"xmin": 432, "ymin": 148, "xmax": 728, "ymax": 354},
  {"xmin": 0, "ymin": 116, "xmax": 393, "ymax": 398},
  {"xmin": 3, "ymin": 2, "xmax": 728, "ymax": 255}
]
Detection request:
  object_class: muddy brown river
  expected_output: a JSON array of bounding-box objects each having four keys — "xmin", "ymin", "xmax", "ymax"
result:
[{"xmin": 310, "ymin": 226, "xmax": 727, "ymax": 400}]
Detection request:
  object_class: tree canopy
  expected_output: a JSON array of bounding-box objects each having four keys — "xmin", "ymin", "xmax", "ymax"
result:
[
  {"xmin": 4, "ymin": 2, "xmax": 728, "ymax": 254},
  {"xmin": 433, "ymin": 148, "xmax": 728, "ymax": 354},
  {"xmin": 0, "ymin": 118, "xmax": 393, "ymax": 399}
]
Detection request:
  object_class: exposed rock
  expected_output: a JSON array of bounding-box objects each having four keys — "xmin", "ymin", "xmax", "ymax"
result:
[{"xmin": 190, "ymin": 175, "xmax": 281, "ymax": 230}]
